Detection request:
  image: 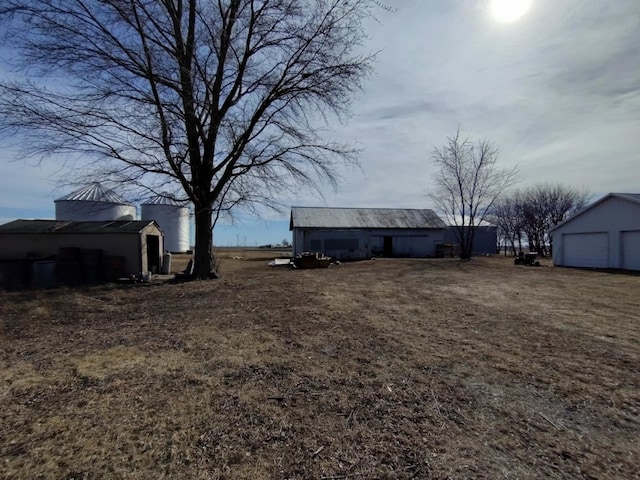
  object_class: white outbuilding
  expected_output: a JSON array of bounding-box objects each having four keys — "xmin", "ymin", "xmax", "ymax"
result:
[
  {"xmin": 550, "ymin": 193, "xmax": 640, "ymax": 270},
  {"xmin": 290, "ymin": 207, "xmax": 447, "ymax": 260}
]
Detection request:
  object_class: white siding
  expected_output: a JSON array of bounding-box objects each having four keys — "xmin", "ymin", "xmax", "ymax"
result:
[
  {"xmin": 621, "ymin": 231, "xmax": 640, "ymax": 270},
  {"xmin": 552, "ymin": 196, "xmax": 640, "ymax": 270},
  {"xmin": 292, "ymin": 228, "xmax": 445, "ymax": 259},
  {"xmin": 141, "ymin": 204, "xmax": 190, "ymax": 252},
  {"xmin": 296, "ymin": 229, "xmax": 368, "ymax": 259},
  {"xmin": 562, "ymin": 233, "xmax": 608, "ymax": 268}
]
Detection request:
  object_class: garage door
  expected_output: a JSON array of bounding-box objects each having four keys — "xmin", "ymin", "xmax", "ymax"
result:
[
  {"xmin": 621, "ymin": 231, "xmax": 640, "ymax": 270},
  {"xmin": 563, "ymin": 232, "xmax": 608, "ymax": 268}
]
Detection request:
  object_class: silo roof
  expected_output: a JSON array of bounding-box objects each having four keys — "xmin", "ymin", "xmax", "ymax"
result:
[
  {"xmin": 141, "ymin": 195, "xmax": 186, "ymax": 206},
  {"xmin": 290, "ymin": 207, "xmax": 447, "ymax": 230},
  {"xmin": 55, "ymin": 183, "xmax": 133, "ymax": 205}
]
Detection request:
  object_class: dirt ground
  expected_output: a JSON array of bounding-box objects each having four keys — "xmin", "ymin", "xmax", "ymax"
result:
[{"xmin": 1, "ymin": 251, "xmax": 639, "ymax": 479}]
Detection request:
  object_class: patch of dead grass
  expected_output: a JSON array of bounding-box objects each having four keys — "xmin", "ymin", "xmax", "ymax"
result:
[
  {"xmin": 74, "ymin": 347, "xmax": 147, "ymax": 381},
  {"xmin": 1, "ymin": 254, "xmax": 639, "ymax": 479},
  {"xmin": 1, "ymin": 362, "xmax": 45, "ymax": 393}
]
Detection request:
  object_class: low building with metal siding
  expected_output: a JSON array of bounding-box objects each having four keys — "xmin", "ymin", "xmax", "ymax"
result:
[
  {"xmin": 444, "ymin": 225, "xmax": 498, "ymax": 255},
  {"xmin": 0, "ymin": 219, "xmax": 164, "ymax": 278},
  {"xmin": 549, "ymin": 193, "xmax": 640, "ymax": 270},
  {"xmin": 290, "ymin": 207, "xmax": 447, "ymax": 259}
]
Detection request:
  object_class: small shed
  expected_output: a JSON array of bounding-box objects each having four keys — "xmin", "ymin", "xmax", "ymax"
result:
[
  {"xmin": 0, "ymin": 220, "xmax": 164, "ymax": 288},
  {"xmin": 549, "ymin": 193, "xmax": 640, "ymax": 270},
  {"xmin": 290, "ymin": 207, "xmax": 447, "ymax": 260}
]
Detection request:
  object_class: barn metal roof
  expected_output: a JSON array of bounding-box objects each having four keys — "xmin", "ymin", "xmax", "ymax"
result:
[
  {"xmin": 0, "ymin": 219, "xmax": 159, "ymax": 235},
  {"xmin": 290, "ymin": 207, "xmax": 446, "ymax": 230},
  {"xmin": 55, "ymin": 183, "xmax": 133, "ymax": 205}
]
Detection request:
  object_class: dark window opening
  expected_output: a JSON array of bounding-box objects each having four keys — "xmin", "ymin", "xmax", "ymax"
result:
[
  {"xmin": 146, "ymin": 235, "xmax": 161, "ymax": 274},
  {"xmin": 383, "ymin": 236, "xmax": 393, "ymax": 257}
]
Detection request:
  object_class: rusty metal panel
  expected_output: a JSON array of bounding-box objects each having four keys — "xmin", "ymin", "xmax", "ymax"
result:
[{"xmin": 290, "ymin": 207, "xmax": 446, "ymax": 229}]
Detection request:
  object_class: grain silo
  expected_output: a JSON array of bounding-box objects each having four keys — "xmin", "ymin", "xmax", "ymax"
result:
[
  {"xmin": 55, "ymin": 183, "xmax": 137, "ymax": 221},
  {"xmin": 140, "ymin": 195, "xmax": 190, "ymax": 253}
]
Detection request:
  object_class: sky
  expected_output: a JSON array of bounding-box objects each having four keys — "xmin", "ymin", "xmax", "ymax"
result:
[{"xmin": 1, "ymin": 0, "xmax": 639, "ymax": 246}]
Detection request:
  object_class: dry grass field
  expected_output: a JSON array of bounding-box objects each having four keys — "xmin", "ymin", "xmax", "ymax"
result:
[{"xmin": 1, "ymin": 250, "xmax": 639, "ymax": 479}]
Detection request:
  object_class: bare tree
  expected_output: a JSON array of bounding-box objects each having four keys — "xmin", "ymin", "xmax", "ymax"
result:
[
  {"xmin": 429, "ymin": 129, "xmax": 518, "ymax": 259},
  {"xmin": 0, "ymin": 0, "xmax": 376, "ymax": 278},
  {"xmin": 515, "ymin": 183, "xmax": 590, "ymax": 255},
  {"xmin": 490, "ymin": 198, "xmax": 524, "ymax": 255}
]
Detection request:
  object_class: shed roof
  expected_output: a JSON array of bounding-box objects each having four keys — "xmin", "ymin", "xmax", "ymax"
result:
[
  {"xmin": 55, "ymin": 183, "xmax": 133, "ymax": 205},
  {"xmin": 446, "ymin": 216, "xmax": 496, "ymax": 228},
  {"xmin": 290, "ymin": 207, "xmax": 446, "ymax": 230},
  {"xmin": 0, "ymin": 219, "xmax": 161, "ymax": 235},
  {"xmin": 549, "ymin": 193, "xmax": 640, "ymax": 233}
]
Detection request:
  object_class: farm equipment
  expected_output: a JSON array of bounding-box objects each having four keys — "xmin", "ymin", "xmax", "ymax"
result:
[
  {"xmin": 293, "ymin": 252, "xmax": 332, "ymax": 269},
  {"xmin": 514, "ymin": 251, "xmax": 541, "ymax": 267}
]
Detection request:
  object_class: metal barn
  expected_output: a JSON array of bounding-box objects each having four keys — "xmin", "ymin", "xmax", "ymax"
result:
[
  {"xmin": 290, "ymin": 207, "xmax": 447, "ymax": 260},
  {"xmin": 550, "ymin": 193, "xmax": 640, "ymax": 270},
  {"xmin": 0, "ymin": 220, "xmax": 164, "ymax": 288},
  {"xmin": 444, "ymin": 224, "xmax": 498, "ymax": 255}
]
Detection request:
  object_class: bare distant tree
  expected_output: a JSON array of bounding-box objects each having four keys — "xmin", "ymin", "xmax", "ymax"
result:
[
  {"xmin": 490, "ymin": 198, "xmax": 524, "ymax": 255},
  {"xmin": 0, "ymin": 0, "xmax": 377, "ymax": 278},
  {"xmin": 429, "ymin": 129, "xmax": 518, "ymax": 259},
  {"xmin": 516, "ymin": 183, "xmax": 590, "ymax": 255}
]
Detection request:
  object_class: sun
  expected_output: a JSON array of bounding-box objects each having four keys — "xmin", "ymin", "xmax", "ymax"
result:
[{"xmin": 490, "ymin": 0, "xmax": 532, "ymax": 23}]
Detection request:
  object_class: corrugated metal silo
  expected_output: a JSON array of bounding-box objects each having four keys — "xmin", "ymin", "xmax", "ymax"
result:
[
  {"xmin": 140, "ymin": 195, "xmax": 190, "ymax": 253},
  {"xmin": 55, "ymin": 183, "xmax": 137, "ymax": 221}
]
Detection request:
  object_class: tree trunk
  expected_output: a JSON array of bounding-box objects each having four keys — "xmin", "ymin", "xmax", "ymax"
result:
[
  {"xmin": 465, "ymin": 228, "xmax": 476, "ymax": 260},
  {"xmin": 193, "ymin": 205, "xmax": 217, "ymax": 278},
  {"xmin": 459, "ymin": 228, "xmax": 472, "ymax": 260},
  {"xmin": 455, "ymin": 226, "xmax": 470, "ymax": 260}
]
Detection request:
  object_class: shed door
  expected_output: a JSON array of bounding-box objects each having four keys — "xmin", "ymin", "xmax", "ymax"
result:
[
  {"xmin": 146, "ymin": 235, "xmax": 161, "ymax": 274},
  {"xmin": 563, "ymin": 232, "xmax": 608, "ymax": 268},
  {"xmin": 621, "ymin": 231, "xmax": 640, "ymax": 270}
]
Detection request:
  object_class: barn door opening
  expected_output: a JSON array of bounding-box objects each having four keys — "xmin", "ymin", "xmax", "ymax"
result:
[
  {"xmin": 383, "ymin": 236, "xmax": 393, "ymax": 257},
  {"xmin": 146, "ymin": 235, "xmax": 161, "ymax": 274}
]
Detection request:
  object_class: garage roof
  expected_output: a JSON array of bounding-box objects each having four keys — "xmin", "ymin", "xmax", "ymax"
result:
[
  {"xmin": 290, "ymin": 207, "xmax": 446, "ymax": 230},
  {"xmin": 549, "ymin": 193, "xmax": 640, "ymax": 233},
  {"xmin": 0, "ymin": 219, "xmax": 160, "ymax": 235}
]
